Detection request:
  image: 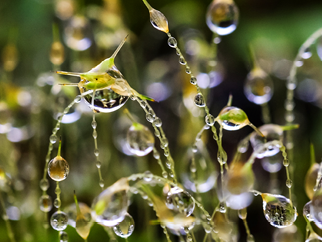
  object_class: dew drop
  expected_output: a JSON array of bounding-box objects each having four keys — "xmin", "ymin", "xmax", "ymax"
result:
[
  {"xmin": 190, "ymin": 76, "xmax": 197, "ymax": 85},
  {"xmin": 54, "ymin": 198, "xmax": 61, "ymax": 208},
  {"xmin": 59, "ymin": 231, "xmax": 69, "ymax": 242},
  {"xmin": 168, "ymin": 37, "xmax": 177, "ymax": 48},
  {"xmin": 162, "ymin": 171, "xmax": 168, "ymax": 178},
  {"xmin": 179, "ymin": 56, "xmax": 187, "ymax": 65},
  {"xmin": 302, "ymin": 47, "xmax": 312, "ymax": 59},
  {"xmin": 206, "ymin": 0, "xmax": 239, "ymax": 35},
  {"xmin": 113, "ymin": 213, "xmax": 135, "ymax": 238},
  {"xmin": 146, "ymin": 113, "xmax": 154, "ymax": 123},
  {"xmin": 194, "ymin": 94, "xmax": 205, "ymax": 107},
  {"xmin": 96, "ymin": 161, "xmax": 101, "ymax": 168},
  {"xmin": 153, "ymin": 150, "xmax": 160, "ymax": 159},
  {"xmin": 50, "ymin": 211, "xmax": 68, "ymax": 231},
  {"xmin": 153, "ymin": 117, "xmax": 162, "ymax": 127},
  {"xmin": 126, "ymin": 123, "xmax": 154, "ymax": 156},
  {"xmin": 217, "ymin": 106, "xmax": 249, "ymax": 131},
  {"xmin": 50, "ymin": 135, "xmax": 58, "ymax": 144},
  {"xmin": 74, "ymin": 95, "xmax": 81, "ymax": 103},
  {"xmin": 40, "ymin": 179, "xmax": 49, "ymax": 191},
  {"xmin": 166, "ymin": 187, "xmax": 195, "ymax": 217},
  {"xmin": 94, "ymin": 149, "xmax": 99, "ymax": 157},
  {"xmin": 185, "ymin": 67, "xmax": 191, "ymax": 74},
  {"xmin": 286, "ymin": 179, "xmax": 292, "ymax": 188},
  {"xmin": 48, "ymin": 156, "xmax": 70, "ymax": 182},
  {"xmin": 303, "ymin": 201, "xmax": 313, "ymax": 221},
  {"xmin": 205, "ymin": 114, "xmax": 215, "ymax": 126},
  {"xmin": 149, "ymin": 9, "xmax": 169, "ymax": 33},
  {"xmin": 39, "ymin": 195, "xmax": 53, "ymax": 212},
  {"xmin": 144, "ymin": 171, "xmax": 153, "ymax": 182},
  {"xmin": 91, "ymin": 120, "xmax": 97, "ymax": 129}
]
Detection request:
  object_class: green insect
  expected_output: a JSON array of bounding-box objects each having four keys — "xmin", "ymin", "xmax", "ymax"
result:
[{"xmin": 56, "ymin": 35, "xmax": 154, "ymax": 102}]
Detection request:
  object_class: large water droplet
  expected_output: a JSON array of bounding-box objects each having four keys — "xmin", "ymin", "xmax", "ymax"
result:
[
  {"xmin": 149, "ymin": 9, "xmax": 169, "ymax": 33},
  {"xmin": 79, "ymin": 69, "xmax": 129, "ymax": 113},
  {"xmin": 48, "ymin": 156, "xmax": 70, "ymax": 182},
  {"xmin": 244, "ymin": 68, "xmax": 274, "ymax": 105},
  {"xmin": 64, "ymin": 203, "xmax": 92, "ymax": 228},
  {"xmin": 126, "ymin": 123, "xmax": 154, "ymax": 156},
  {"xmin": 272, "ymin": 224, "xmax": 302, "ymax": 242},
  {"xmin": 250, "ymin": 124, "xmax": 283, "ymax": 159},
  {"xmin": 206, "ymin": 0, "xmax": 239, "ymax": 35},
  {"xmin": 217, "ymin": 106, "xmax": 249, "ymax": 131},
  {"xmin": 113, "ymin": 213, "xmax": 135, "ymax": 238},
  {"xmin": 261, "ymin": 193, "xmax": 297, "ymax": 228},
  {"xmin": 303, "ymin": 201, "xmax": 313, "ymax": 221},
  {"xmin": 225, "ymin": 163, "xmax": 254, "ymax": 195},
  {"xmin": 91, "ymin": 178, "xmax": 129, "ymax": 227},
  {"xmin": 39, "ymin": 195, "xmax": 53, "ymax": 212},
  {"xmin": 64, "ymin": 15, "xmax": 92, "ymax": 51},
  {"xmin": 166, "ymin": 187, "xmax": 195, "ymax": 217},
  {"xmin": 50, "ymin": 211, "xmax": 69, "ymax": 231}
]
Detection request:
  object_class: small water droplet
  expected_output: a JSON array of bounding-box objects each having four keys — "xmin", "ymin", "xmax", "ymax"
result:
[
  {"xmin": 74, "ymin": 95, "xmax": 81, "ymax": 103},
  {"xmin": 96, "ymin": 161, "xmax": 101, "ymax": 168},
  {"xmin": 39, "ymin": 195, "xmax": 53, "ymax": 212},
  {"xmin": 168, "ymin": 37, "xmax": 177, "ymax": 48},
  {"xmin": 91, "ymin": 121, "xmax": 97, "ymax": 129},
  {"xmin": 59, "ymin": 231, "xmax": 69, "ymax": 242},
  {"xmin": 146, "ymin": 113, "xmax": 154, "ymax": 123},
  {"xmin": 286, "ymin": 179, "xmax": 292, "ymax": 188},
  {"xmin": 50, "ymin": 135, "xmax": 58, "ymax": 144},
  {"xmin": 153, "ymin": 117, "xmax": 162, "ymax": 127},
  {"xmin": 126, "ymin": 124, "xmax": 154, "ymax": 156},
  {"xmin": 40, "ymin": 179, "xmax": 49, "ymax": 191},
  {"xmin": 185, "ymin": 67, "xmax": 191, "ymax": 74},
  {"xmin": 48, "ymin": 156, "xmax": 70, "ymax": 182},
  {"xmin": 50, "ymin": 211, "xmax": 68, "ymax": 231},
  {"xmin": 144, "ymin": 171, "xmax": 153, "ymax": 182},
  {"xmin": 302, "ymin": 47, "xmax": 312, "ymax": 59},
  {"xmin": 205, "ymin": 114, "xmax": 215, "ymax": 126},
  {"xmin": 194, "ymin": 94, "xmax": 205, "ymax": 107},
  {"xmin": 54, "ymin": 198, "xmax": 61, "ymax": 208},
  {"xmin": 179, "ymin": 56, "xmax": 187, "ymax": 65},
  {"xmin": 94, "ymin": 149, "xmax": 99, "ymax": 157},
  {"xmin": 113, "ymin": 213, "xmax": 135, "ymax": 238},
  {"xmin": 190, "ymin": 76, "xmax": 197, "ymax": 85}
]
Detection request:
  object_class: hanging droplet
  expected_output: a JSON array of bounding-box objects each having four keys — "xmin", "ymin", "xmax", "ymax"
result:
[
  {"xmin": 168, "ymin": 37, "xmax": 177, "ymax": 48},
  {"xmin": 39, "ymin": 195, "xmax": 53, "ymax": 212},
  {"xmin": 149, "ymin": 9, "xmax": 169, "ymax": 33},
  {"xmin": 39, "ymin": 179, "xmax": 49, "ymax": 191},
  {"xmin": 190, "ymin": 76, "xmax": 197, "ymax": 85},
  {"xmin": 244, "ymin": 67, "xmax": 274, "ymax": 105},
  {"xmin": 272, "ymin": 224, "xmax": 302, "ymax": 242},
  {"xmin": 225, "ymin": 163, "xmax": 254, "ymax": 195},
  {"xmin": 50, "ymin": 41, "xmax": 65, "ymax": 66},
  {"xmin": 153, "ymin": 117, "xmax": 162, "ymax": 127},
  {"xmin": 91, "ymin": 178, "xmax": 129, "ymax": 227},
  {"xmin": 59, "ymin": 231, "xmax": 69, "ymax": 242},
  {"xmin": 250, "ymin": 124, "xmax": 283, "ymax": 159},
  {"xmin": 194, "ymin": 94, "xmax": 205, "ymax": 107},
  {"xmin": 303, "ymin": 201, "xmax": 313, "ymax": 221},
  {"xmin": 50, "ymin": 211, "xmax": 69, "ymax": 231},
  {"xmin": 80, "ymin": 69, "xmax": 129, "ymax": 113},
  {"xmin": 113, "ymin": 213, "xmax": 135, "ymax": 238},
  {"xmin": 205, "ymin": 114, "xmax": 215, "ymax": 126},
  {"xmin": 305, "ymin": 163, "xmax": 320, "ymax": 200},
  {"xmin": 302, "ymin": 47, "xmax": 312, "ymax": 59},
  {"xmin": 126, "ymin": 123, "xmax": 154, "ymax": 156},
  {"xmin": 206, "ymin": 0, "xmax": 239, "ymax": 36},
  {"xmin": 217, "ymin": 106, "xmax": 249, "ymax": 131},
  {"xmin": 261, "ymin": 193, "xmax": 297, "ymax": 228},
  {"xmin": 64, "ymin": 15, "xmax": 92, "ymax": 51},
  {"xmin": 50, "ymin": 134, "xmax": 58, "ymax": 144},
  {"xmin": 166, "ymin": 187, "xmax": 195, "ymax": 217},
  {"xmin": 48, "ymin": 156, "xmax": 69, "ymax": 182}
]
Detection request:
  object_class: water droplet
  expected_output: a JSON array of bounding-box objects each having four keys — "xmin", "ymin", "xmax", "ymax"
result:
[
  {"xmin": 219, "ymin": 202, "xmax": 226, "ymax": 213},
  {"xmin": 166, "ymin": 187, "xmax": 195, "ymax": 217},
  {"xmin": 50, "ymin": 135, "xmax": 58, "ymax": 144},
  {"xmin": 144, "ymin": 171, "xmax": 153, "ymax": 182},
  {"xmin": 206, "ymin": 0, "xmax": 239, "ymax": 35},
  {"xmin": 99, "ymin": 179, "xmax": 105, "ymax": 188},
  {"xmin": 238, "ymin": 208, "xmax": 247, "ymax": 220},
  {"xmin": 302, "ymin": 47, "xmax": 312, "ymax": 59},
  {"xmin": 59, "ymin": 231, "xmax": 68, "ymax": 242},
  {"xmin": 168, "ymin": 37, "xmax": 177, "ymax": 48},
  {"xmin": 74, "ymin": 95, "xmax": 81, "ymax": 103},
  {"xmin": 179, "ymin": 56, "xmax": 187, "ymax": 65},
  {"xmin": 244, "ymin": 68, "xmax": 274, "ymax": 105},
  {"xmin": 185, "ymin": 67, "xmax": 191, "ymax": 74},
  {"xmin": 203, "ymin": 222, "xmax": 212, "ymax": 233},
  {"xmin": 64, "ymin": 15, "xmax": 92, "ymax": 51},
  {"xmin": 146, "ymin": 113, "xmax": 154, "ymax": 123},
  {"xmin": 162, "ymin": 171, "xmax": 168, "ymax": 178},
  {"xmin": 48, "ymin": 156, "xmax": 70, "ymax": 182},
  {"xmin": 94, "ymin": 149, "xmax": 99, "ymax": 157},
  {"xmin": 113, "ymin": 213, "xmax": 135, "ymax": 238},
  {"xmin": 194, "ymin": 94, "xmax": 205, "ymax": 107},
  {"xmin": 261, "ymin": 193, "xmax": 297, "ymax": 228},
  {"xmin": 190, "ymin": 76, "xmax": 197, "ymax": 85},
  {"xmin": 39, "ymin": 195, "xmax": 53, "ymax": 212},
  {"xmin": 50, "ymin": 41, "xmax": 65, "ymax": 66},
  {"xmin": 303, "ymin": 201, "xmax": 313, "ymax": 221},
  {"xmin": 250, "ymin": 124, "xmax": 283, "ymax": 159},
  {"xmin": 153, "ymin": 150, "xmax": 160, "ymax": 159},
  {"xmin": 153, "ymin": 117, "xmax": 162, "ymax": 127},
  {"xmin": 50, "ymin": 211, "xmax": 68, "ymax": 231},
  {"xmin": 40, "ymin": 179, "xmax": 49, "ymax": 191},
  {"xmin": 96, "ymin": 161, "xmax": 101, "ymax": 168},
  {"xmin": 205, "ymin": 114, "xmax": 215, "ymax": 126},
  {"xmin": 91, "ymin": 121, "xmax": 97, "ymax": 129},
  {"xmin": 91, "ymin": 178, "xmax": 129, "ymax": 227},
  {"xmin": 217, "ymin": 106, "xmax": 249, "ymax": 131},
  {"xmin": 54, "ymin": 198, "xmax": 61, "ymax": 208},
  {"xmin": 149, "ymin": 9, "xmax": 169, "ymax": 33},
  {"xmin": 126, "ymin": 123, "xmax": 154, "ymax": 156},
  {"xmin": 286, "ymin": 179, "xmax": 292, "ymax": 188},
  {"xmin": 305, "ymin": 163, "xmax": 320, "ymax": 200}
]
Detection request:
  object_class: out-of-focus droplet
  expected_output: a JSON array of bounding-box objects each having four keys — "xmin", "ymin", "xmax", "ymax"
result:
[
  {"xmin": 79, "ymin": 69, "xmax": 129, "ymax": 113},
  {"xmin": 48, "ymin": 156, "xmax": 69, "ymax": 182},
  {"xmin": 206, "ymin": 0, "xmax": 239, "ymax": 36},
  {"xmin": 305, "ymin": 163, "xmax": 320, "ymax": 200},
  {"xmin": 302, "ymin": 47, "xmax": 312, "ymax": 59},
  {"xmin": 244, "ymin": 67, "xmax": 274, "ymax": 105},
  {"xmin": 194, "ymin": 93, "xmax": 205, "ymax": 107},
  {"xmin": 55, "ymin": 0, "xmax": 75, "ymax": 20},
  {"xmin": 149, "ymin": 9, "xmax": 169, "ymax": 33},
  {"xmin": 311, "ymin": 187, "xmax": 322, "ymax": 229},
  {"xmin": 250, "ymin": 124, "xmax": 283, "ymax": 159},
  {"xmin": 261, "ymin": 193, "xmax": 297, "ymax": 228},
  {"xmin": 217, "ymin": 106, "xmax": 249, "ymax": 131},
  {"xmin": 303, "ymin": 201, "xmax": 313, "ymax": 221},
  {"xmin": 59, "ymin": 231, "xmax": 69, "ymax": 242},
  {"xmin": 226, "ymin": 192, "xmax": 254, "ymax": 210},
  {"xmin": 261, "ymin": 153, "xmax": 283, "ymax": 173},
  {"xmin": 2, "ymin": 43, "xmax": 18, "ymax": 72},
  {"xmin": 50, "ymin": 211, "xmax": 69, "ymax": 231},
  {"xmin": 225, "ymin": 163, "xmax": 254, "ymax": 195},
  {"xmin": 126, "ymin": 123, "xmax": 154, "ymax": 156},
  {"xmin": 212, "ymin": 211, "xmax": 236, "ymax": 241},
  {"xmin": 40, "ymin": 178, "xmax": 49, "ymax": 191},
  {"xmin": 166, "ymin": 187, "xmax": 195, "ymax": 217},
  {"xmin": 238, "ymin": 208, "xmax": 247, "ymax": 220},
  {"xmin": 64, "ymin": 15, "xmax": 92, "ymax": 51},
  {"xmin": 6, "ymin": 206, "xmax": 20, "ymax": 220},
  {"xmin": 91, "ymin": 178, "xmax": 129, "ymax": 227},
  {"xmin": 39, "ymin": 195, "xmax": 53, "ymax": 212},
  {"xmin": 50, "ymin": 41, "xmax": 65, "ymax": 66},
  {"xmin": 64, "ymin": 203, "xmax": 91, "ymax": 228},
  {"xmin": 75, "ymin": 200, "xmax": 92, "ymax": 239},
  {"xmin": 272, "ymin": 224, "xmax": 302, "ymax": 242},
  {"xmin": 113, "ymin": 213, "xmax": 135, "ymax": 238}
]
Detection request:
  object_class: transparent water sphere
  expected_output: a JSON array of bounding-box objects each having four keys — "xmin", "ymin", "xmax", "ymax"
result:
[
  {"xmin": 206, "ymin": 0, "xmax": 239, "ymax": 36},
  {"xmin": 59, "ymin": 231, "xmax": 69, "ymax": 242},
  {"xmin": 92, "ymin": 178, "xmax": 129, "ymax": 227},
  {"xmin": 244, "ymin": 68, "xmax": 274, "ymax": 105},
  {"xmin": 126, "ymin": 123, "xmax": 154, "ymax": 156},
  {"xmin": 303, "ymin": 201, "xmax": 313, "ymax": 221},
  {"xmin": 64, "ymin": 15, "xmax": 92, "ymax": 51},
  {"xmin": 64, "ymin": 202, "xmax": 92, "ymax": 227},
  {"xmin": 261, "ymin": 193, "xmax": 297, "ymax": 228},
  {"xmin": 250, "ymin": 124, "xmax": 283, "ymax": 159},
  {"xmin": 217, "ymin": 106, "xmax": 249, "ymax": 131},
  {"xmin": 272, "ymin": 224, "xmax": 302, "ymax": 242},
  {"xmin": 113, "ymin": 213, "xmax": 135, "ymax": 238},
  {"xmin": 166, "ymin": 187, "xmax": 195, "ymax": 217},
  {"xmin": 48, "ymin": 156, "xmax": 69, "ymax": 182},
  {"xmin": 79, "ymin": 68, "xmax": 129, "ymax": 113},
  {"xmin": 50, "ymin": 211, "xmax": 69, "ymax": 231},
  {"xmin": 39, "ymin": 195, "xmax": 53, "ymax": 212}
]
